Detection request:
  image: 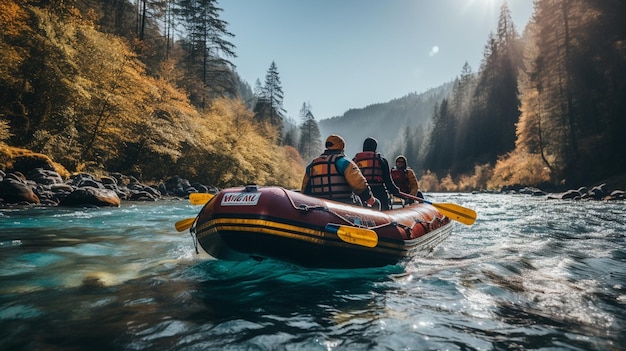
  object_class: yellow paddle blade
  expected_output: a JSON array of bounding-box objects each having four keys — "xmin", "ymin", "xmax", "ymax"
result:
[
  {"xmin": 431, "ymin": 203, "xmax": 477, "ymax": 225},
  {"xmin": 189, "ymin": 193, "xmax": 215, "ymax": 205},
  {"xmin": 175, "ymin": 217, "xmax": 196, "ymax": 232},
  {"xmin": 325, "ymin": 224, "xmax": 378, "ymax": 248}
]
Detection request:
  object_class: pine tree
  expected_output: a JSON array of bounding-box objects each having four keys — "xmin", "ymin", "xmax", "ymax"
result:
[
  {"xmin": 298, "ymin": 104, "xmax": 322, "ymax": 161},
  {"xmin": 174, "ymin": 0, "xmax": 236, "ymax": 107},
  {"xmin": 254, "ymin": 61, "xmax": 286, "ymax": 143}
]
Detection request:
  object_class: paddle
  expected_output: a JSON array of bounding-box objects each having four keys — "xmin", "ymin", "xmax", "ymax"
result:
[
  {"xmin": 189, "ymin": 192, "xmax": 214, "ymax": 205},
  {"xmin": 399, "ymin": 192, "xmax": 477, "ymax": 225},
  {"xmin": 174, "ymin": 193, "xmax": 214, "ymax": 232},
  {"xmin": 175, "ymin": 217, "xmax": 196, "ymax": 232},
  {"xmin": 325, "ymin": 224, "xmax": 378, "ymax": 248}
]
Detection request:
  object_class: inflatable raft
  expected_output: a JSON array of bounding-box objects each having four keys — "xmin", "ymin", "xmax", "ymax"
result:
[{"xmin": 178, "ymin": 185, "xmax": 471, "ymax": 268}]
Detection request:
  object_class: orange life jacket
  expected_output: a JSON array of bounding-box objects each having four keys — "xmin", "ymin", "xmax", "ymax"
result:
[
  {"xmin": 353, "ymin": 151, "xmax": 384, "ymax": 185},
  {"xmin": 307, "ymin": 154, "xmax": 353, "ymax": 200}
]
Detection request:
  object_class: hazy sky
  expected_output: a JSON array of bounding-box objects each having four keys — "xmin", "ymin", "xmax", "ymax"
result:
[{"xmin": 219, "ymin": 0, "xmax": 534, "ymax": 121}]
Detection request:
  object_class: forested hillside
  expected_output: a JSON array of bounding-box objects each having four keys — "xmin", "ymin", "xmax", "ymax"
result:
[
  {"xmin": 321, "ymin": 1, "xmax": 626, "ymax": 191},
  {"xmin": 318, "ymin": 84, "xmax": 452, "ymax": 161},
  {"xmin": 0, "ymin": 0, "xmax": 302, "ymax": 189},
  {"xmin": 1, "ymin": 0, "xmax": 625, "ymax": 192}
]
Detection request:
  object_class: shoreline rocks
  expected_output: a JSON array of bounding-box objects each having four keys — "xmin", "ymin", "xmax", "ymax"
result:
[
  {"xmin": 0, "ymin": 168, "xmax": 217, "ymax": 207},
  {"xmin": 493, "ymin": 183, "xmax": 625, "ymax": 201},
  {"xmin": 2, "ymin": 161, "xmax": 623, "ymax": 207}
]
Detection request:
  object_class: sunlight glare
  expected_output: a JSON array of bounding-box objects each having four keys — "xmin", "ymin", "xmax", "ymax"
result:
[
  {"xmin": 462, "ymin": 0, "xmax": 500, "ymax": 19},
  {"xmin": 429, "ymin": 46, "xmax": 439, "ymax": 57}
]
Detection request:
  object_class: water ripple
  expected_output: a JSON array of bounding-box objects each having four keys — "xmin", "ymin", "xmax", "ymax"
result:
[{"xmin": 0, "ymin": 195, "xmax": 624, "ymax": 350}]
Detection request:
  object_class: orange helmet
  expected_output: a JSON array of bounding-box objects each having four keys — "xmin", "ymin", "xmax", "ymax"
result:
[{"xmin": 325, "ymin": 134, "xmax": 345, "ymax": 151}]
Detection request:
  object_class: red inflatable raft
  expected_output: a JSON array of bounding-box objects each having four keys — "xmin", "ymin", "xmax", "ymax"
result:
[{"xmin": 183, "ymin": 185, "xmax": 456, "ymax": 268}]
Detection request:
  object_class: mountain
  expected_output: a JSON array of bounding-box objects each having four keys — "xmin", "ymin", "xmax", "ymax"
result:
[{"xmin": 318, "ymin": 82, "xmax": 453, "ymax": 158}]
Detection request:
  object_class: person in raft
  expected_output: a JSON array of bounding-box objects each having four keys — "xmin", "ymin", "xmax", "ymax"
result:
[
  {"xmin": 301, "ymin": 134, "xmax": 381, "ymax": 209},
  {"xmin": 353, "ymin": 137, "xmax": 401, "ymax": 210},
  {"xmin": 390, "ymin": 155, "xmax": 422, "ymax": 204}
]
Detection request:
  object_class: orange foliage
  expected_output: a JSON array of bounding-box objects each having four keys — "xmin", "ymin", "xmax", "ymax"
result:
[
  {"xmin": 418, "ymin": 170, "xmax": 441, "ymax": 192},
  {"xmin": 0, "ymin": 0, "xmax": 29, "ymax": 37},
  {"xmin": 0, "ymin": 145, "xmax": 70, "ymax": 178},
  {"xmin": 488, "ymin": 150, "xmax": 551, "ymax": 189}
]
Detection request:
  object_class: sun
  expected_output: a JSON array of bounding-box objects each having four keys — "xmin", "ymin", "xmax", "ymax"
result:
[
  {"xmin": 460, "ymin": 0, "xmax": 502, "ymax": 23},
  {"xmin": 462, "ymin": 0, "xmax": 501, "ymax": 14}
]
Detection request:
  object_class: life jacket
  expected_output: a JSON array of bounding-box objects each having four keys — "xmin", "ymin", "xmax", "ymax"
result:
[
  {"xmin": 353, "ymin": 151, "xmax": 384, "ymax": 185},
  {"xmin": 391, "ymin": 168, "xmax": 411, "ymax": 193},
  {"xmin": 307, "ymin": 154, "xmax": 353, "ymax": 200}
]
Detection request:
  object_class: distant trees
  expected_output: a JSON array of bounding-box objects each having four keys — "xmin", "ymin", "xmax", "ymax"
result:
[
  {"xmin": 420, "ymin": 0, "xmax": 626, "ymax": 189},
  {"xmin": 253, "ymin": 61, "xmax": 286, "ymax": 143},
  {"xmin": 424, "ymin": 2, "xmax": 523, "ymax": 178},
  {"xmin": 297, "ymin": 102, "xmax": 323, "ymax": 161}
]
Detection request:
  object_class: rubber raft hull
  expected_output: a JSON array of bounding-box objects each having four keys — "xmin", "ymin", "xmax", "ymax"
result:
[{"xmin": 193, "ymin": 186, "xmax": 453, "ymax": 268}]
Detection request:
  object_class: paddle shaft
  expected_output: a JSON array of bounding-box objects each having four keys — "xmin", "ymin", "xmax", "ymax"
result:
[
  {"xmin": 399, "ymin": 192, "xmax": 477, "ymax": 225},
  {"xmin": 175, "ymin": 217, "xmax": 196, "ymax": 232}
]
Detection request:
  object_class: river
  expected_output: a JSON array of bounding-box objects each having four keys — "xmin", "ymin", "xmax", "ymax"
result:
[{"xmin": 1, "ymin": 193, "xmax": 624, "ymax": 350}]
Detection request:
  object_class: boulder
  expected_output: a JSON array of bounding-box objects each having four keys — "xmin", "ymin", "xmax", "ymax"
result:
[
  {"xmin": 0, "ymin": 176, "xmax": 40, "ymax": 204},
  {"xmin": 26, "ymin": 168, "xmax": 64, "ymax": 185},
  {"xmin": 59, "ymin": 186, "xmax": 121, "ymax": 207}
]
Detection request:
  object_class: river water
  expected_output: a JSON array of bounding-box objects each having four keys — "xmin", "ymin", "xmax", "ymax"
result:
[{"xmin": 0, "ymin": 193, "xmax": 624, "ymax": 350}]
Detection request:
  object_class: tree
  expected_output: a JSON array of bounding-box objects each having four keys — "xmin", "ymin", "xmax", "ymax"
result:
[
  {"xmin": 175, "ymin": 0, "xmax": 236, "ymax": 107},
  {"xmin": 424, "ymin": 99, "xmax": 454, "ymax": 173},
  {"xmin": 449, "ymin": 2, "xmax": 523, "ymax": 175},
  {"xmin": 508, "ymin": 0, "xmax": 626, "ymax": 184},
  {"xmin": 298, "ymin": 103, "xmax": 322, "ymax": 161},
  {"xmin": 253, "ymin": 61, "xmax": 286, "ymax": 143}
]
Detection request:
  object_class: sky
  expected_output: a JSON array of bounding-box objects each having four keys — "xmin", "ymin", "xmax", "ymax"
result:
[{"xmin": 219, "ymin": 0, "xmax": 534, "ymax": 121}]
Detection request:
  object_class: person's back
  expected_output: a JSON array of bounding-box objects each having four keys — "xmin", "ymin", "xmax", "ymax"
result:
[
  {"xmin": 391, "ymin": 155, "xmax": 421, "ymax": 202},
  {"xmin": 353, "ymin": 137, "xmax": 400, "ymax": 210},
  {"xmin": 302, "ymin": 135, "xmax": 380, "ymax": 208}
]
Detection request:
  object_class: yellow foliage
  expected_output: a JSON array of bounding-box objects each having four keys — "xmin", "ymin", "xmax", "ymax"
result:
[
  {"xmin": 0, "ymin": 0, "xmax": 29, "ymax": 37},
  {"xmin": 418, "ymin": 170, "xmax": 441, "ymax": 192},
  {"xmin": 439, "ymin": 174, "xmax": 457, "ymax": 192},
  {"xmin": 457, "ymin": 164, "xmax": 493, "ymax": 191},
  {"xmin": 0, "ymin": 145, "xmax": 70, "ymax": 179},
  {"xmin": 180, "ymin": 98, "xmax": 302, "ymax": 189},
  {"xmin": 416, "ymin": 165, "xmax": 494, "ymax": 192},
  {"xmin": 0, "ymin": 3, "xmax": 304, "ymax": 189},
  {"xmin": 488, "ymin": 150, "xmax": 551, "ymax": 189}
]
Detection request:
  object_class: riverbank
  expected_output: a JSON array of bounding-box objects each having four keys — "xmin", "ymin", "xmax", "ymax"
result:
[{"xmin": 1, "ymin": 146, "xmax": 624, "ymax": 207}]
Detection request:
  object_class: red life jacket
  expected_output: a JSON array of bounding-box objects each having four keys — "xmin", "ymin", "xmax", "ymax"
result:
[
  {"xmin": 391, "ymin": 168, "xmax": 410, "ymax": 193},
  {"xmin": 353, "ymin": 151, "xmax": 384, "ymax": 185},
  {"xmin": 307, "ymin": 154, "xmax": 353, "ymax": 200}
]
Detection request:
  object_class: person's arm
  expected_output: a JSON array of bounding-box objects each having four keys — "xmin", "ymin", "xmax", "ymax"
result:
[
  {"xmin": 407, "ymin": 169, "xmax": 419, "ymax": 196},
  {"xmin": 381, "ymin": 157, "xmax": 401, "ymax": 195},
  {"xmin": 300, "ymin": 166, "xmax": 311, "ymax": 194},
  {"xmin": 339, "ymin": 157, "xmax": 375, "ymax": 204}
]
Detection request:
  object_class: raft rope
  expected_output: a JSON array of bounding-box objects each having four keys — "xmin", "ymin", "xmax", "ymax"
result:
[
  {"xmin": 190, "ymin": 197, "xmax": 218, "ymax": 255},
  {"xmin": 189, "ymin": 219, "xmax": 199, "ymax": 254},
  {"xmin": 281, "ymin": 188, "xmax": 397, "ymax": 231}
]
